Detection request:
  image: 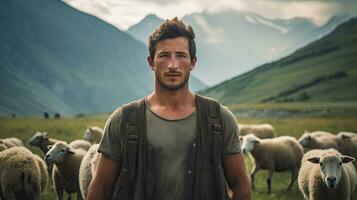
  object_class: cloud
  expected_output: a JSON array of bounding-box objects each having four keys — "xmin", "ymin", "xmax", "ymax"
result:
[{"xmin": 63, "ymin": 0, "xmax": 357, "ymax": 30}]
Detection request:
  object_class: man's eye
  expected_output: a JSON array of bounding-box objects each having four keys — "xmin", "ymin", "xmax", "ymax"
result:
[
  {"xmin": 159, "ymin": 54, "xmax": 169, "ymax": 58},
  {"xmin": 177, "ymin": 54, "xmax": 187, "ymax": 58}
]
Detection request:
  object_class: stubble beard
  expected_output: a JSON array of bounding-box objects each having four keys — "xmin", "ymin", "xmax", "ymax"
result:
[{"xmin": 156, "ymin": 71, "xmax": 190, "ymax": 91}]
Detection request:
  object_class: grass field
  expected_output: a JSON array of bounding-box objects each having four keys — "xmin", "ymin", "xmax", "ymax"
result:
[{"xmin": 0, "ymin": 114, "xmax": 356, "ymax": 200}]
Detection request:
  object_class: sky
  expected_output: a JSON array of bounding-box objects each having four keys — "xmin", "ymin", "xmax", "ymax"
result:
[{"xmin": 63, "ymin": 0, "xmax": 357, "ymax": 30}]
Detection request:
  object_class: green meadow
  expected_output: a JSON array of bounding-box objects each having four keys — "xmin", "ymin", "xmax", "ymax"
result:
[{"xmin": 0, "ymin": 112, "xmax": 356, "ymax": 200}]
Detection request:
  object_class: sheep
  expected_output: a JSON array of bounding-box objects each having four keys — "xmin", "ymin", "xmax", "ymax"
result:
[
  {"xmin": 78, "ymin": 144, "xmax": 99, "ymax": 199},
  {"xmin": 338, "ymin": 132, "xmax": 357, "ymax": 160},
  {"xmin": 299, "ymin": 131, "xmax": 357, "ymax": 159},
  {"xmin": 298, "ymin": 131, "xmax": 339, "ymax": 150},
  {"xmin": 241, "ymin": 133, "xmax": 304, "ymax": 193},
  {"xmin": 45, "ymin": 141, "xmax": 86, "ymax": 200},
  {"xmin": 69, "ymin": 139, "xmax": 91, "ymax": 151},
  {"xmin": 83, "ymin": 126, "xmax": 103, "ymax": 144},
  {"xmin": 238, "ymin": 123, "xmax": 276, "ymax": 139},
  {"xmin": 28, "ymin": 131, "xmax": 60, "ymax": 155},
  {"xmin": 33, "ymin": 154, "xmax": 48, "ymax": 192},
  {"xmin": 298, "ymin": 148, "xmax": 356, "ymax": 200},
  {"xmin": 0, "ymin": 137, "xmax": 24, "ymax": 148},
  {"xmin": 0, "ymin": 146, "xmax": 41, "ymax": 200}
]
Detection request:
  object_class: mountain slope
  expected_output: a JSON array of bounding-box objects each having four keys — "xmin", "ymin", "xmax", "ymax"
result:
[
  {"xmin": 201, "ymin": 18, "xmax": 357, "ymax": 105},
  {"xmin": 127, "ymin": 11, "xmax": 350, "ymax": 85},
  {"xmin": 0, "ymin": 0, "xmax": 206, "ymax": 116}
]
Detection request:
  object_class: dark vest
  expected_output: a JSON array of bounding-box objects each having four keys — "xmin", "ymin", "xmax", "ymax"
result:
[{"xmin": 112, "ymin": 95, "xmax": 230, "ymax": 200}]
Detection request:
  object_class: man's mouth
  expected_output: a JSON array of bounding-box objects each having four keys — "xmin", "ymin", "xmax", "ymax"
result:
[{"xmin": 165, "ymin": 73, "xmax": 181, "ymax": 77}]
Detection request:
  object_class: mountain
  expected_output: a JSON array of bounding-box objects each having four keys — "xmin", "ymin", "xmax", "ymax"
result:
[
  {"xmin": 201, "ymin": 18, "xmax": 357, "ymax": 105},
  {"xmin": 127, "ymin": 11, "xmax": 350, "ymax": 85},
  {"xmin": 127, "ymin": 14, "xmax": 164, "ymax": 44},
  {"xmin": 0, "ymin": 0, "xmax": 206, "ymax": 117}
]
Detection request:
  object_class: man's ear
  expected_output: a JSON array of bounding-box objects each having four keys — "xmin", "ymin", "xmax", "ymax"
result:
[
  {"xmin": 190, "ymin": 56, "xmax": 197, "ymax": 70},
  {"xmin": 147, "ymin": 56, "xmax": 155, "ymax": 70}
]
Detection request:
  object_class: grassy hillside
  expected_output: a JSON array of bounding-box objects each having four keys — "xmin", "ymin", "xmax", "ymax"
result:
[
  {"xmin": 1, "ymin": 114, "xmax": 356, "ymax": 200},
  {"xmin": 201, "ymin": 18, "xmax": 357, "ymax": 105},
  {"xmin": 0, "ymin": 0, "xmax": 207, "ymax": 117}
]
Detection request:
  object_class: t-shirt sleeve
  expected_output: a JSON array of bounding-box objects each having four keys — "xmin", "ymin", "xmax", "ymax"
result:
[
  {"xmin": 98, "ymin": 107, "xmax": 124, "ymax": 162},
  {"xmin": 220, "ymin": 104, "xmax": 241, "ymax": 154}
]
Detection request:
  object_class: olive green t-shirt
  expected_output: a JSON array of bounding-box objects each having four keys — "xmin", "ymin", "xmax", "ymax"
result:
[{"xmin": 98, "ymin": 98, "xmax": 241, "ymax": 199}]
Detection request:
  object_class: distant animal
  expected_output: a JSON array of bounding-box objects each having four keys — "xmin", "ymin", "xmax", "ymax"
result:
[
  {"xmin": 238, "ymin": 123, "xmax": 275, "ymax": 139},
  {"xmin": 83, "ymin": 126, "xmax": 104, "ymax": 144},
  {"xmin": 45, "ymin": 141, "xmax": 87, "ymax": 200},
  {"xmin": 241, "ymin": 134, "xmax": 304, "ymax": 193},
  {"xmin": 44, "ymin": 112, "xmax": 49, "ymax": 119},
  {"xmin": 54, "ymin": 113, "xmax": 61, "ymax": 119},
  {"xmin": 0, "ymin": 147, "xmax": 41, "ymax": 200},
  {"xmin": 298, "ymin": 148, "xmax": 356, "ymax": 200}
]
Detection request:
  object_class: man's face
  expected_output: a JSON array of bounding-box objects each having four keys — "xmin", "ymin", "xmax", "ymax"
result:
[{"xmin": 148, "ymin": 37, "xmax": 196, "ymax": 91}]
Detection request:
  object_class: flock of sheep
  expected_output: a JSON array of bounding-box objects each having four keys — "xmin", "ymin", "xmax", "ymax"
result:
[
  {"xmin": 239, "ymin": 124, "xmax": 357, "ymax": 200},
  {"xmin": 0, "ymin": 123, "xmax": 356, "ymax": 200},
  {"xmin": 0, "ymin": 126, "xmax": 103, "ymax": 200}
]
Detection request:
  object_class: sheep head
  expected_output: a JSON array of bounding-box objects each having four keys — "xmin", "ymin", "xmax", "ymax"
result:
[
  {"xmin": 241, "ymin": 133, "xmax": 260, "ymax": 154},
  {"xmin": 28, "ymin": 131, "xmax": 48, "ymax": 146},
  {"xmin": 45, "ymin": 141, "xmax": 75, "ymax": 164},
  {"xmin": 307, "ymin": 149, "xmax": 355, "ymax": 189}
]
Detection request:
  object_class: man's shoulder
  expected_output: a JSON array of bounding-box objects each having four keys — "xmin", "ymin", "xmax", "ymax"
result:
[{"xmin": 108, "ymin": 98, "xmax": 145, "ymax": 121}]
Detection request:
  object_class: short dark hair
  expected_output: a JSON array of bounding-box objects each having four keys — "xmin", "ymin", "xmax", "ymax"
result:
[{"xmin": 148, "ymin": 17, "xmax": 196, "ymax": 60}]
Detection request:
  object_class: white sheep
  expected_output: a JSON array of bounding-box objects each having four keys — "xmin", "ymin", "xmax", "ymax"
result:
[
  {"xmin": 79, "ymin": 144, "xmax": 99, "ymax": 199},
  {"xmin": 0, "ymin": 137, "xmax": 24, "ymax": 148},
  {"xmin": 298, "ymin": 148, "xmax": 356, "ymax": 200},
  {"xmin": 0, "ymin": 146, "xmax": 41, "ymax": 200},
  {"xmin": 241, "ymin": 133, "xmax": 304, "ymax": 193},
  {"xmin": 298, "ymin": 131, "xmax": 339, "ymax": 150},
  {"xmin": 69, "ymin": 139, "xmax": 91, "ymax": 151},
  {"xmin": 83, "ymin": 126, "xmax": 103, "ymax": 144},
  {"xmin": 33, "ymin": 154, "xmax": 48, "ymax": 192},
  {"xmin": 238, "ymin": 123, "xmax": 276, "ymax": 139},
  {"xmin": 299, "ymin": 131, "xmax": 357, "ymax": 159},
  {"xmin": 45, "ymin": 141, "xmax": 87, "ymax": 200}
]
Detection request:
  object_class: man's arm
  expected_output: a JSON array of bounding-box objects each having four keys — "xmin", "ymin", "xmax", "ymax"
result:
[
  {"xmin": 87, "ymin": 153, "xmax": 120, "ymax": 200},
  {"xmin": 223, "ymin": 153, "xmax": 251, "ymax": 200}
]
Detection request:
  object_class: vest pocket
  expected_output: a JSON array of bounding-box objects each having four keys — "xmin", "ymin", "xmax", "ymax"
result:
[{"xmin": 200, "ymin": 167, "xmax": 230, "ymax": 200}]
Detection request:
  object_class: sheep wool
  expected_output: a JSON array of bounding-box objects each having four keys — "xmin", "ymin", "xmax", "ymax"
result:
[
  {"xmin": 298, "ymin": 149, "xmax": 356, "ymax": 200},
  {"xmin": 0, "ymin": 146, "xmax": 41, "ymax": 200}
]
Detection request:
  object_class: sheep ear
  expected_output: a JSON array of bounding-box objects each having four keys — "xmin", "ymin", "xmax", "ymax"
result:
[
  {"xmin": 307, "ymin": 157, "xmax": 320, "ymax": 164},
  {"xmin": 254, "ymin": 140, "xmax": 260, "ymax": 144},
  {"xmin": 89, "ymin": 127, "xmax": 94, "ymax": 131},
  {"xmin": 68, "ymin": 148, "xmax": 75, "ymax": 154},
  {"xmin": 47, "ymin": 145, "xmax": 53, "ymax": 150},
  {"xmin": 342, "ymin": 155, "xmax": 355, "ymax": 163}
]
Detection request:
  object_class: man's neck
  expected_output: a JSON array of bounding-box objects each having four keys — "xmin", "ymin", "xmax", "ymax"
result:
[{"xmin": 146, "ymin": 86, "xmax": 196, "ymax": 120}]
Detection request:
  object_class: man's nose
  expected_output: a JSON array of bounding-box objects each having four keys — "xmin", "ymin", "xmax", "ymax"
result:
[{"xmin": 167, "ymin": 56, "xmax": 178, "ymax": 70}]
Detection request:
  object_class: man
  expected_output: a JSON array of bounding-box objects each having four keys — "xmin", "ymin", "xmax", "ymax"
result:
[{"xmin": 87, "ymin": 17, "xmax": 251, "ymax": 200}]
